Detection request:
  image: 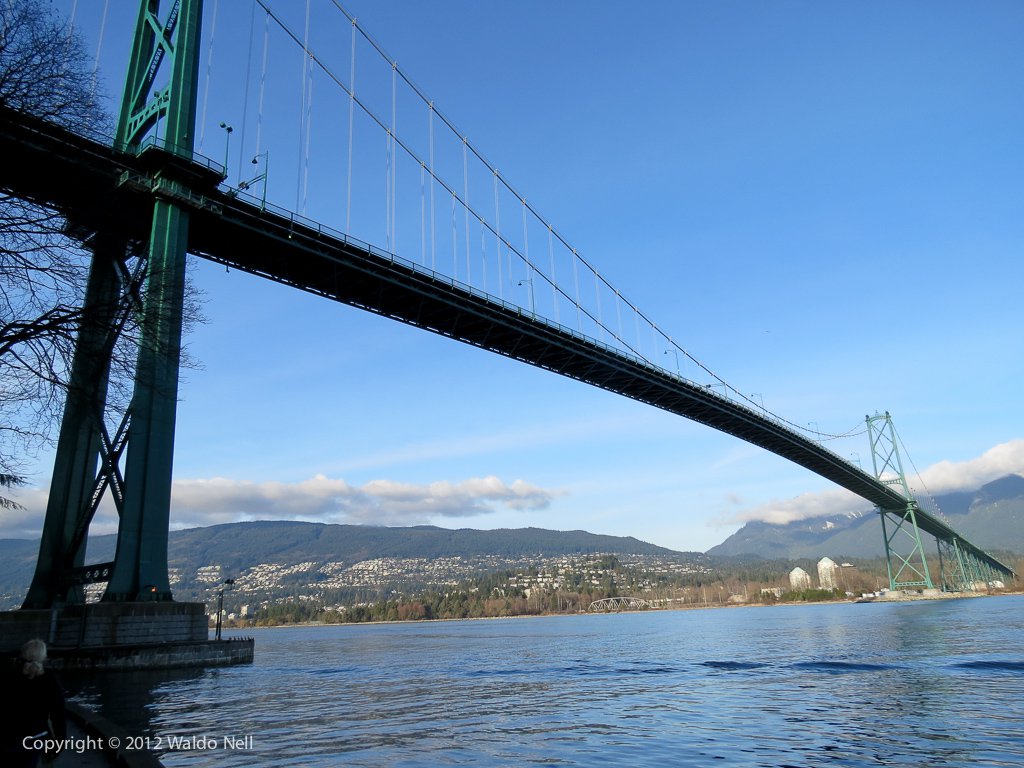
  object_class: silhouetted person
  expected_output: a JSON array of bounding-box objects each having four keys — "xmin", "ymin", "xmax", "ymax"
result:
[{"xmin": 2, "ymin": 639, "xmax": 66, "ymax": 767}]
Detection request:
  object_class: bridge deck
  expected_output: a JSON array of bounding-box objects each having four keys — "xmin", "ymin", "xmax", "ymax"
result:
[{"xmin": 0, "ymin": 105, "xmax": 1012, "ymax": 578}]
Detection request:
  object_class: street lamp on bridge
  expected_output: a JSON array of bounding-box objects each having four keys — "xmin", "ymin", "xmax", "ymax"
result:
[
  {"xmin": 517, "ymin": 278, "xmax": 535, "ymax": 315},
  {"xmin": 239, "ymin": 152, "xmax": 270, "ymax": 211},
  {"xmin": 663, "ymin": 348, "xmax": 681, "ymax": 376},
  {"xmin": 218, "ymin": 121, "xmax": 233, "ymax": 178}
]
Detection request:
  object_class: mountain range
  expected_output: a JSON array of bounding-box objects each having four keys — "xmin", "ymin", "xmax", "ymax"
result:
[
  {"xmin": 1, "ymin": 475, "xmax": 1020, "ymax": 607},
  {"xmin": 707, "ymin": 474, "xmax": 1024, "ymax": 559},
  {"xmin": 0, "ymin": 524, "xmax": 690, "ymax": 607}
]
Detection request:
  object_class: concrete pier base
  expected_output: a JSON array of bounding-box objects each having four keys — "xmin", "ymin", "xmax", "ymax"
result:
[{"xmin": 0, "ymin": 602, "xmax": 253, "ymax": 669}]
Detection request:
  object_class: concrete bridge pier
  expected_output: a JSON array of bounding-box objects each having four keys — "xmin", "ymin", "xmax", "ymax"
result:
[{"xmin": 0, "ymin": 603, "xmax": 253, "ymax": 670}]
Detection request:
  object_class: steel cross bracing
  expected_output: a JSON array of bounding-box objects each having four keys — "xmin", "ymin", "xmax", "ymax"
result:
[
  {"xmin": 867, "ymin": 411, "xmax": 935, "ymax": 590},
  {"xmin": 0, "ymin": 105, "xmax": 1015, "ymax": 587}
]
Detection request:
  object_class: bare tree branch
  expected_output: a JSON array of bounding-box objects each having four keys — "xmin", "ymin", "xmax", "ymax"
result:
[
  {"xmin": 1, "ymin": 471, "xmax": 25, "ymax": 509},
  {"xmin": 0, "ymin": 0, "xmax": 204, "ymax": 492}
]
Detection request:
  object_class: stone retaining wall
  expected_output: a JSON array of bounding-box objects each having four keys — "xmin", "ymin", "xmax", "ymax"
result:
[
  {"xmin": 0, "ymin": 603, "xmax": 207, "ymax": 651},
  {"xmin": 0, "ymin": 603, "xmax": 253, "ymax": 669},
  {"xmin": 50, "ymin": 638, "xmax": 254, "ymax": 670}
]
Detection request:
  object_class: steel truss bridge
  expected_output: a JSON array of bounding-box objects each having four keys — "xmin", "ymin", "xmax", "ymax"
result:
[
  {"xmin": 2, "ymin": 0, "xmax": 1014, "ymax": 609},
  {"xmin": 589, "ymin": 598, "xmax": 660, "ymax": 612}
]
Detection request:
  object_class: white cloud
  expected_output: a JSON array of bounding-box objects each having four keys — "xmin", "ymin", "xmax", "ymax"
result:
[
  {"xmin": 0, "ymin": 486, "xmax": 52, "ymax": 538},
  {"xmin": 0, "ymin": 474, "xmax": 559, "ymax": 539},
  {"xmin": 729, "ymin": 438, "xmax": 1024, "ymax": 526},
  {"xmin": 168, "ymin": 474, "xmax": 556, "ymax": 529},
  {"xmin": 732, "ymin": 487, "xmax": 864, "ymax": 526},
  {"xmin": 915, "ymin": 439, "xmax": 1024, "ymax": 494}
]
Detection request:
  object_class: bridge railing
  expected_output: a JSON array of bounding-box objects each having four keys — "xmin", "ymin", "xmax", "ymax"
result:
[{"xmin": 120, "ymin": 135, "xmax": 227, "ymax": 178}]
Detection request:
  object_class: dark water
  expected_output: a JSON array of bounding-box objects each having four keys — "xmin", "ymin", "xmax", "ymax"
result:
[{"xmin": 70, "ymin": 596, "xmax": 1024, "ymax": 766}]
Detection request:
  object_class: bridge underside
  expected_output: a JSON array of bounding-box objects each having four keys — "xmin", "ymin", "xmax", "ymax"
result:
[{"xmin": 0, "ymin": 106, "xmax": 1014, "ymax": 583}]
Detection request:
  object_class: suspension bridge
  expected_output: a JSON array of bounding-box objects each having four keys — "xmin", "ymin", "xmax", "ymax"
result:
[{"xmin": 2, "ymin": 0, "xmax": 1015, "ymax": 625}]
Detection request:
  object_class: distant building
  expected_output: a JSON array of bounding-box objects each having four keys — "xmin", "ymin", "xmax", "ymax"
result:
[
  {"xmin": 195, "ymin": 564, "xmax": 224, "ymax": 585},
  {"xmin": 789, "ymin": 567, "xmax": 811, "ymax": 590},
  {"xmin": 817, "ymin": 557, "xmax": 838, "ymax": 590}
]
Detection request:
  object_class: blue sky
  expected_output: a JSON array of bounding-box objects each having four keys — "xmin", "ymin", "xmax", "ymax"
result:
[{"xmin": 7, "ymin": 0, "xmax": 1023, "ymax": 552}]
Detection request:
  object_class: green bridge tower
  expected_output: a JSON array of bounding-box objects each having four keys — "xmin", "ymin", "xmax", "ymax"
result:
[
  {"xmin": 866, "ymin": 411, "xmax": 935, "ymax": 591},
  {"xmin": 23, "ymin": 0, "xmax": 206, "ymax": 608},
  {"xmin": 866, "ymin": 411, "xmax": 1008, "ymax": 593}
]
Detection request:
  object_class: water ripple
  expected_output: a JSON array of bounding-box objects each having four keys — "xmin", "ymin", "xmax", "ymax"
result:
[
  {"xmin": 791, "ymin": 660, "xmax": 895, "ymax": 673},
  {"xmin": 66, "ymin": 596, "xmax": 1024, "ymax": 767}
]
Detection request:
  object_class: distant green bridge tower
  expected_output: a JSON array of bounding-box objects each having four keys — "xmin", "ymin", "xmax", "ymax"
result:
[
  {"xmin": 23, "ymin": 0, "xmax": 208, "ymax": 608},
  {"xmin": 866, "ymin": 412, "xmax": 1006, "ymax": 593}
]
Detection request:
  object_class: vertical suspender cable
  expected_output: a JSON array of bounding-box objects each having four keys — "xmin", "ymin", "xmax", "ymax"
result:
[
  {"xmin": 494, "ymin": 171, "xmax": 503, "ymax": 300},
  {"xmin": 63, "ymin": 0, "xmax": 79, "ymax": 50},
  {"xmin": 428, "ymin": 103, "xmax": 436, "ymax": 270},
  {"xmin": 384, "ymin": 72, "xmax": 392, "ymax": 251},
  {"xmin": 451, "ymin": 192, "xmax": 458, "ymax": 279},
  {"xmin": 630, "ymin": 309, "xmax": 638, "ymax": 362},
  {"xmin": 420, "ymin": 162, "xmax": 426, "ymax": 266},
  {"xmin": 521, "ymin": 200, "xmax": 530, "ymax": 309},
  {"xmin": 384, "ymin": 63, "xmax": 396, "ymax": 252},
  {"xmin": 302, "ymin": 59, "xmax": 313, "ymax": 215},
  {"xmin": 346, "ymin": 19, "xmax": 356, "ymax": 233},
  {"xmin": 60, "ymin": 1, "xmax": 79, "ymax": 77},
  {"xmin": 198, "ymin": 0, "xmax": 219, "ymax": 155},
  {"xmin": 463, "ymin": 138, "xmax": 471, "ymax": 285},
  {"xmin": 548, "ymin": 226, "xmax": 558, "ymax": 323},
  {"xmin": 615, "ymin": 290, "xmax": 624, "ymax": 345},
  {"xmin": 297, "ymin": 0, "xmax": 311, "ymax": 212},
  {"xmin": 385, "ymin": 130, "xmax": 392, "ymax": 250},
  {"xmin": 506, "ymin": 192, "xmax": 514, "ymax": 293},
  {"xmin": 237, "ymin": 1, "xmax": 258, "ymax": 172},
  {"xmin": 255, "ymin": 11, "xmax": 269, "ymax": 157},
  {"xmin": 391, "ymin": 63, "xmax": 397, "ymax": 252},
  {"xmin": 571, "ymin": 249, "xmax": 582, "ymax": 333},
  {"xmin": 90, "ymin": 0, "xmax": 109, "ymax": 95},
  {"xmin": 480, "ymin": 215, "xmax": 488, "ymax": 294},
  {"xmin": 386, "ymin": 92, "xmax": 392, "ymax": 252}
]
